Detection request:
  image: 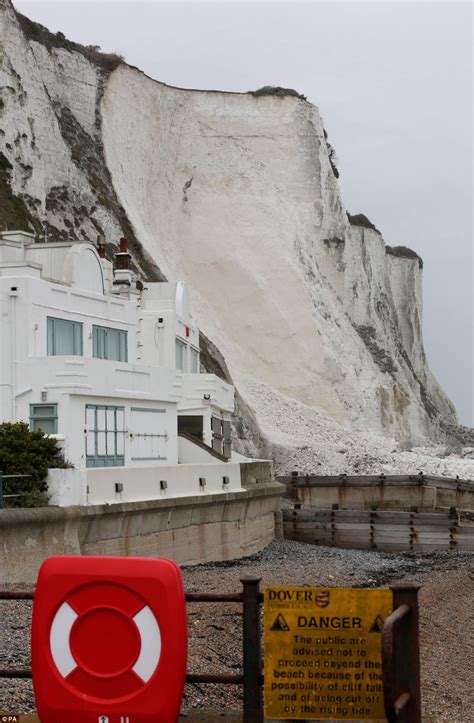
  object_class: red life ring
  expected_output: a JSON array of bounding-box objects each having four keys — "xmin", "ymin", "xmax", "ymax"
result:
[{"xmin": 49, "ymin": 582, "xmax": 161, "ymax": 699}]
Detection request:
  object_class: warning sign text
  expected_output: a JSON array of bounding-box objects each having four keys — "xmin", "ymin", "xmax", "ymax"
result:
[{"xmin": 264, "ymin": 587, "xmax": 392, "ymax": 720}]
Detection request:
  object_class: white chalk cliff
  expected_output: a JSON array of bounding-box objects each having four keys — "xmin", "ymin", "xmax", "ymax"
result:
[{"xmin": 1, "ymin": 0, "xmax": 462, "ymax": 464}]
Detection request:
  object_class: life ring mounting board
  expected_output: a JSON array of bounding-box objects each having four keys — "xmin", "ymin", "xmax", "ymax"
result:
[{"xmin": 31, "ymin": 555, "xmax": 187, "ymax": 723}]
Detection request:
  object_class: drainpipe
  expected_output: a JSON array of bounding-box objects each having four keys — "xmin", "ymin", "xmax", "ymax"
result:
[{"xmin": 9, "ymin": 286, "xmax": 18, "ymax": 420}]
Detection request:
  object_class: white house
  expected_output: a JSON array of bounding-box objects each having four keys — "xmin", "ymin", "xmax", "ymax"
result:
[{"xmin": 0, "ymin": 231, "xmax": 241, "ymax": 505}]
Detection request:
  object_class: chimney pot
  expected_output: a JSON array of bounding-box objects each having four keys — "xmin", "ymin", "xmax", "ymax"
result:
[
  {"xmin": 98, "ymin": 245, "xmax": 106, "ymax": 258},
  {"xmin": 120, "ymin": 236, "xmax": 128, "ymax": 253}
]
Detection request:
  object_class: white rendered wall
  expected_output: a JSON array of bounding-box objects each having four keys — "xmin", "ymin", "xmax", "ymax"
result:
[
  {"xmin": 179, "ymin": 373, "xmax": 234, "ymax": 413},
  {"xmin": 85, "ymin": 461, "xmax": 242, "ymax": 505},
  {"xmin": 178, "ymin": 435, "xmax": 220, "ymax": 464},
  {"xmin": 140, "ymin": 282, "xmax": 200, "ymax": 370},
  {"xmin": 47, "ymin": 467, "xmax": 88, "ymax": 506}
]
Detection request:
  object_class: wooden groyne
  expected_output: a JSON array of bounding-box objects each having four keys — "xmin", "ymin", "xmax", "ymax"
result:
[
  {"xmin": 278, "ymin": 473, "xmax": 474, "ymax": 552},
  {"xmin": 283, "ymin": 507, "xmax": 474, "ymax": 552},
  {"xmin": 277, "ymin": 472, "xmax": 474, "ymax": 512}
]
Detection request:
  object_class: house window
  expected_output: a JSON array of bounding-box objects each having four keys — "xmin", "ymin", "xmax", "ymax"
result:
[
  {"xmin": 47, "ymin": 317, "xmax": 83, "ymax": 356},
  {"xmin": 212, "ymin": 415, "xmax": 223, "ymax": 454},
  {"xmin": 85, "ymin": 405, "xmax": 125, "ymax": 467},
  {"xmin": 223, "ymin": 419, "xmax": 232, "ymax": 459},
  {"xmin": 93, "ymin": 325, "xmax": 128, "ymax": 362},
  {"xmin": 175, "ymin": 339, "xmax": 187, "ymax": 372},
  {"xmin": 30, "ymin": 404, "xmax": 58, "ymax": 434},
  {"xmin": 190, "ymin": 347, "xmax": 199, "ymax": 374}
]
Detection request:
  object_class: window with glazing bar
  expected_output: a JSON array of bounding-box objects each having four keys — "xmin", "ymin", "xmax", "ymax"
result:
[
  {"xmin": 92, "ymin": 325, "xmax": 128, "ymax": 362},
  {"xmin": 85, "ymin": 404, "xmax": 125, "ymax": 467},
  {"xmin": 30, "ymin": 404, "xmax": 58, "ymax": 434},
  {"xmin": 47, "ymin": 317, "xmax": 83, "ymax": 356},
  {"xmin": 190, "ymin": 347, "xmax": 199, "ymax": 373},
  {"xmin": 175, "ymin": 339, "xmax": 187, "ymax": 372}
]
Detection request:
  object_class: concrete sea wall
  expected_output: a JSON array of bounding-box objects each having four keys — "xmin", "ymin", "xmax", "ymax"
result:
[{"xmin": 0, "ymin": 477, "xmax": 283, "ymax": 584}]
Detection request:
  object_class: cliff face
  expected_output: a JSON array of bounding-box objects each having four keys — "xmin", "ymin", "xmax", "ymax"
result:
[{"xmin": 0, "ymin": 0, "xmax": 457, "ymax": 453}]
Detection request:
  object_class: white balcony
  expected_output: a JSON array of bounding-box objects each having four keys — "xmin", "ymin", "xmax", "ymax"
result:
[
  {"xmin": 16, "ymin": 356, "xmax": 179, "ymax": 402},
  {"xmin": 178, "ymin": 373, "xmax": 234, "ymax": 413}
]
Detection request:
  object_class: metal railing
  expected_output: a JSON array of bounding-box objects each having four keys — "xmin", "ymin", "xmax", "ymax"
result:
[
  {"xmin": 0, "ymin": 470, "xmax": 32, "ymax": 509},
  {"xmin": 0, "ymin": 581, "xmax": 422, "ymax": 722},
  {"xmin": 0, "ymin": 576, "xmax": 263, "ymax": 720}
]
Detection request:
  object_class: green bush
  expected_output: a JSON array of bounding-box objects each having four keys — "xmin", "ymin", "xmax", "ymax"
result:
[{"xmin": 0, "ymin": 423, "xmax": 69, "ymax": 507}]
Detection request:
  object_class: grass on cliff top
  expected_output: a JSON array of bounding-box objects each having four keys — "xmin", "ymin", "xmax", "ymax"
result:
[
  {"xmin": 347, "ymin": 212, "xmax": 422, "ymax": 268},
  {"xmin": 249, "ymin": 86, "xmax": 307, "ymax": 101},
  {"xmin": 386, "ymin": 245, "xmax": 423, "ymax": 269},
  {"xmin": 15, "ymin": 11, "xmax": 124, "ymax": 71},
  {"xmin": 347, "ymin": 212, "xmax": 381, "ymax": 234}
]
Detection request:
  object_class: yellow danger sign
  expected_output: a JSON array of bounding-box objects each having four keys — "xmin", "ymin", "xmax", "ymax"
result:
[{"xmin": 264, "ymin": 587, "xmax": 392, "ymax": 721}]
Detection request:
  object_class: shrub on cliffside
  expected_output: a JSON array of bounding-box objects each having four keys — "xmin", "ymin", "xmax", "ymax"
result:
[
  {"xmin": 15, "ymin": 12, "xmax": 124, "ymax": 71},
  {"xmin": 0, "ymin": 423, "xmax": 69, "ymax": 507}
]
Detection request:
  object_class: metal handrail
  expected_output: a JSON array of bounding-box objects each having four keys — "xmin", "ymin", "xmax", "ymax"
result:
[
  {"xmin": 382, "ymin": 603, "xmax": 411, "ymax": 721},
  {"xmin": 382, "ymin": 583, "xmax": 421, "ymax": 723},
  {"xmin": 0, "ymin": 591, "xmax": 34, "ymax": 599},
  {"xmin": 0, "ymin": 471, "xmax": 33, "ymax": 509}
]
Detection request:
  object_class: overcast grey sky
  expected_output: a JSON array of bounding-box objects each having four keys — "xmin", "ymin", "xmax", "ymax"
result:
[{"xmin": 15, "ymin": 0, "xmax": 473, "ymax": 425}]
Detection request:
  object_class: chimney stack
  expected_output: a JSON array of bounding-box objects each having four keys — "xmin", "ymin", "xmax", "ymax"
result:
[
  {"xmin": 113, "ymin": 236, "xmax": 133, "ymax": 290},
  {"xmin": 96, "ymin": 234, "xmax": 106, "ymax": 258},
  {"xmin": 114, "ymin": 236, "xmax": 131, "ymax": 271}
]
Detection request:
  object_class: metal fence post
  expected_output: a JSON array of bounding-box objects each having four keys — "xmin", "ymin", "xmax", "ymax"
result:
[
  {"xmin": 241, "ymin": 576, "xmax": 263, "ymax": 721},
  {"xmin": 382, "ymin": 583, "xmax": 421, "ymax": 723},
  {"xmin": 0, "ymin": 470, "xmax": 3, "ymax": 510}
]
